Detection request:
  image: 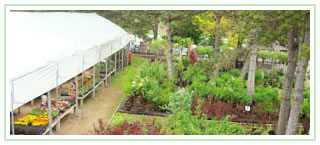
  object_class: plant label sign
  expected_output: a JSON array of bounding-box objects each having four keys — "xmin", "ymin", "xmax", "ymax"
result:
[{"xmin": 245, "ymin": 105, "xmax": 251, "ymax": 112}]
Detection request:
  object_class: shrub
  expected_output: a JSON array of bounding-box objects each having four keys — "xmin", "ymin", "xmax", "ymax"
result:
[
  {"xmin": 182, "ymin": 66, "xmax": 206, "ymax": 82},
  {"xmin": 98, "ymin": 119, "xmax": 166, "ymax": 135},
  {"xmin": 254, "ymin": 87, "xmax": 279, "ymax": 113},
  {"xmin": 195, "ymin": 47, "xmax": 214, "ymax": 57},
  {"xmin": 181, "ymin": 57, "xmax": 191, "ymax": 68},
  {"xmin": 166, "ymin": 88, "xmax": 193, "ymax": 113},
  {"xmin": 148, "ymin": 39, "xmax": 167, "ymax": 55},
  {"xmin": 123, "ymin": 61, "xmax": 176, "ymax": 110},
  {"xmin": 163, "ymin": 110, "xmax": 248, "ymax": 135},
  {"xmin": 301, "ymin": 91, "xmax": 310, "ymax": 118},
  {"xmin": 229, "ymin": 69, "xmax": 241, "ymax": 77},
  {"xmin": 258, "ymin": 50, "xmax": 288, "ymax": 63},
  {"xmin": 208, "ymin": 74, "xmax": 248, "ymax": 103},
  {"xmin": 140, "ymin": 61, "xmax": 167, "ymax": 82}
]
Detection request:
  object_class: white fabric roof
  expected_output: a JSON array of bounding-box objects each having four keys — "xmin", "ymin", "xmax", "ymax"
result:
[{"xmin": 7, "ymin": 12, "xmax": 131, "ymax": 109}]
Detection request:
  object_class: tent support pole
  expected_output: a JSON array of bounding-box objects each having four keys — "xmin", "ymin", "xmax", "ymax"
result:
[
  {"xmin": 115, "ymin": 51, "xmax": 117, "ymax": 74},
  {"xmin": 10, "ymin": 81, "xmax": 15, "ymax": 135},
  {"xmin": 93, "ymin": 65, "xmax": 96, "ymax": 99},
  {"xmin": 122, "ymin": 48, "xmax": 124, "ymax": 70},
  {"xmin": 31, "ymin": 100, "xmax": 34, "ymax": 106},
  {"xmin": 55, "ymin": 62, "xmax": 60, "ymax": 134},
  {"xmin": 127, "ymin": 44, "xmax": 129, "ymax": 67},
  {"xmin": 105, "ymin": 58, "xmax": 108, "ymax": 87},
  {"xmin": 75, "ymin": 75, "xmax": 79, "ymax": 118},
  {"xmin": 80, "ymin": 100, "xmax": 84, "ymax": 109},
  {"xmin": 125, "ymin": 45, "xmax": 127, "ymax": 67},
  {"xmin": 81, "ymin": 53, "xmax": 85, "ymax": 109},
  {"xmin": 98, "ymin": 47, "xmax": 102, "ymax": 93},
  {"xmin": 48, "ymin": 91, "xmax": 52, "ymax": 135}
]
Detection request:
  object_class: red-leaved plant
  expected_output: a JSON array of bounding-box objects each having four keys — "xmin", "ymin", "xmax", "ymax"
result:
[{"xmin": 92, "ymin": 118, "xmax": 166, "ymax": 135}]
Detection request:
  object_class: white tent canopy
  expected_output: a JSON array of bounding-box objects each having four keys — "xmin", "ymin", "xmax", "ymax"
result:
[{"xmin": 7, "ymin": 12, "xmax": 131, "ymax": 109}]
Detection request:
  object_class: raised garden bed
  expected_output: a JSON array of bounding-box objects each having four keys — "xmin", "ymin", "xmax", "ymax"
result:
[
  {"xmin": 117, "ymin": 94, "xmax": 168, "ymax": 116},
  {"xmin": 191, "ymin": 97, "xmax": 278, "ymax": 124}
]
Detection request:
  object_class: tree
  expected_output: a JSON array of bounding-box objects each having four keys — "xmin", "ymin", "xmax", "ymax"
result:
[
  {"xmin": 193, "ymin": 11, "xmax": 233, "ymax": 77},
  {"xmin": 285, "ymin": 12, "xmax": 310, "ymax": 134},
  {"xmin": 171, "ymin": 17, "xmax": 202, "ymax": 44},
  {"xmin": 285, "ymin": 30, "xmax": 309, "ymax": 135},
  {"xmin": 163, "ymin": 11, "xmax": 201, "ymax": 78},
  {"xmin": 276, "ymin": 11, "xmax": 310, "ymax": 135},
  {"xmin": 167, "ymin": 14, "xmax": 174, "ymax": 78},
  {"xmin": 247, "ymin": 30, "xmax": 259, "ymax": 97},
  {"xmin": 240, "ymin": 56, "xmax": 250, "ymax": 79},
  {"xmin": 98, "ymin": 10, "xmax": 160, "ymax": 40}
]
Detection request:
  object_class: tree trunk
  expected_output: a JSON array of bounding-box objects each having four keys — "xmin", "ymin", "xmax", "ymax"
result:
[
  {"xmin": 215, "ymin": 15, "xmax": 221, "ymax": 53},
  {"xmin": 247, "ymin": 42, "xmax": 258, "ymax": 97},
  {"xmin": 240, "ymin": 55, "xmax": 250, "ymax": 79},
  {"xmin": 167, "ymin": 15, "xmax": 173, "ymax": 78},
  {"xmin": 285, "ymin": 30, "xmax": 309, "ymax": 135},
  {"xmin": 153, "ymin": 21, "xmax": 158, "ymax": 40},
  {"xmin": 277, "ymin": 30, "xmax": 299, "ymax": 135},
  {"xmin": 213, "ymin": 15, "xmax": 222, "ymax": 77}
]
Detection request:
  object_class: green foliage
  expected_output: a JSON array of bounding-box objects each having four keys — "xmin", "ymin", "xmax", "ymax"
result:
[
  {"xmin": 148, "ymin": 39, "xmax": 167, "ymax": 55},
  {"xmin": 255, "ymin": 69, "xmax": 265, "ymax": 86},
  {"xmin": 121, "ymin": 57, "xmax": 150, "ymax": 93},
  {"xmin": 258, "ymin": 50, "xmax": 288, "ymax": 63},
  {"xmin": 195, "ymin": 47, "xmax": 214, "ymax": 57},
  {"xmin": 95, "ymin": 63, "xmax": 106, "ymax": 73},
  {"xmin": 181, "ymin": 56, "xmax": 191, "ymax": 68},
  {"xmin": 301, "ymin": 90, "xmax": 310, "ymax": 118},
  {"xmin": 172, "ymin": 36, "xmax": 193, "ymax": 48},
  {"xmin": 163, "ymin": 110, "xmax": 248, "ymax": 135},
  {"xmin": 109, "ymin": 113, "xmax": 164, "ymax": 127},
  {"xmin": 171, "ymin": 17, "xmax": 202, "ymax": 44},
  {"xmin": 198, "ymin": 34, "xmax": 215, "ymax": 46},
  {"xmin": 300, "ymin": 43, "xmax": 310, "ymax": 59},
  {"xmin": 124, "ymin": 61, "xmax": 177, "ymax": 110},
  {"xmin": 194, "ymin": 58, "xmax": 217, "ymax": 77},
  {"xmin": 263, "ymin": 68, "xmax": 285, "ymax": 88},
  {"xmin": 229, "ymin": 69, "xmax": 241, "ymax": 77},
  {"xmin": 182, "ymin": 66, "xmax": 206, "ymax": 82},
  {"xmin": 188, "ymin": 78, "xmax": 210, "ymax": 98},
  {"xmin": 254, "ymin": 87, "xmax": 279, "ymax": 112},
  {"xmin": 165, "ymin": 88, "xmax": 193, "ymax": 113},
  {"xmin": 209, "ymin": 73, "xmax": 248, "ymax": 103},
  {"xmin": 140, "ymin": 61, "xmax": 167, "ymax": 82},
  {"xmin": 173, "ymin": 61, "xmax": 184, "ymax": 78}
]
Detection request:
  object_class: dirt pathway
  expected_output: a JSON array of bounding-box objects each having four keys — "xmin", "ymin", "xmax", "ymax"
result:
[
  {"xmin": 12, "ymin": 57, "xmax": 147, "ymax": 135},
  {"xmin": 53, "ymin": 78, "xmax": 124, "ymax": 135}
]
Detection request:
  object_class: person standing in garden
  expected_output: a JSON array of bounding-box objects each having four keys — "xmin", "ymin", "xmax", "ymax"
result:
[{"xmin": 188, "ymin": 44, "xmax": 198, "ymax": 64}]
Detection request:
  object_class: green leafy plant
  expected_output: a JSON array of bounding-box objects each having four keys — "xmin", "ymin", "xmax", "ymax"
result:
[
  {"xmin": 208, "ymin": 73, "xmax": 248, "ymax": 103},
  {"xmin": 301, "ymin": 90, "xmax": 310, "ymax": 118},
  {"xmin": 195, "ymin": 46, "xmax": 214, "ymax": 57},
  {"xmin": 254, "ymin": 87, "xmax": 279, "ymax": 112},
  {"xmin": 258, "ymin": 50, "xmax": 288, "ymax": 63},
  {"xmin": 165, "ymin": 88, "xmax": 193, "ymax": 113}
]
